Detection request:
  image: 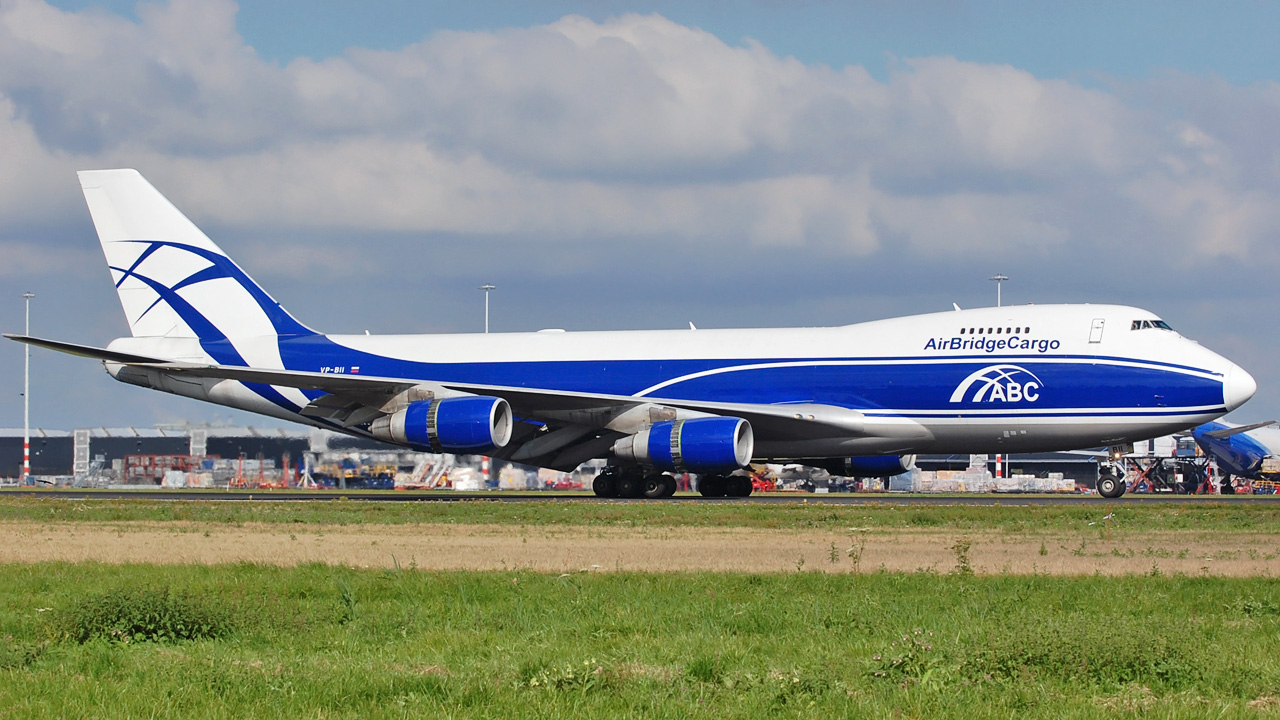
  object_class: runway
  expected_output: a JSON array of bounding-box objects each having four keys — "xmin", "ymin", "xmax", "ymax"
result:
[{"xmin": 3, "ymin": 488, "xmax": 1279, "ymax": 505}]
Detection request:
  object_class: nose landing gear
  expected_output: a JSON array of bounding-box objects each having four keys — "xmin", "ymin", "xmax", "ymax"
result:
[{"xmin": 1097, "ymin": 472, "xmax": 1127, "ymax": 499}]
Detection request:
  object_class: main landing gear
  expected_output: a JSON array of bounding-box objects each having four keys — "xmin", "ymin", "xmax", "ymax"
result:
[
  {"xmin": 590, "ymin": 468, "xmax": 754, "ymax": 499},
  {"xmin": 592, "ymin": 467, "xmax": 677, "ymax": 499},
  {"xmin": 696, "ymin": 474, "xmax": 753, "ymax": 498}
]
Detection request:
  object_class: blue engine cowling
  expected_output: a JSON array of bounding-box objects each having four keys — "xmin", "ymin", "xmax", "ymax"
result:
[
  {"xmin": 818, "ymin": 455, "xmax": 915, "ymax": 478},
  {"xmin": 612, "ymin": 417, "xmax": 753, "ymax": 472},
  {"xmin": 370, "ymin": 396, "xmax": 513, "ymax": 452}
]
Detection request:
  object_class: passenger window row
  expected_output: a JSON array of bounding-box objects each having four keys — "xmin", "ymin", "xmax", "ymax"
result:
[{"xmin": 958, "ymin": 327, "xmax": 1027, "ymax": 335}]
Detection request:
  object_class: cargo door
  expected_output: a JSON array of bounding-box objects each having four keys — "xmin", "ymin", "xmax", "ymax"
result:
[{"xmin": 1088, "ymin": 318, "xmax": 1105, "ymax": 343}]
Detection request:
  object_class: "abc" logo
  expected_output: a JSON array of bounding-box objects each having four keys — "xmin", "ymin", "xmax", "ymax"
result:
[{"xmin": 949, "ymin": 365, "xmax": 1042, "ymax": 403}]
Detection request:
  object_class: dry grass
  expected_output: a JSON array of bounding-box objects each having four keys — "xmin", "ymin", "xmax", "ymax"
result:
[{"xmin": 4, "ymin": 520, "xmax": 1280, "ymax": 575}]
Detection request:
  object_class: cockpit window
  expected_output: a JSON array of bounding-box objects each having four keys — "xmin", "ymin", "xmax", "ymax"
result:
[{"xmin": 1131, "ymin": 319, "xmax": 1174, "ymax": 331}]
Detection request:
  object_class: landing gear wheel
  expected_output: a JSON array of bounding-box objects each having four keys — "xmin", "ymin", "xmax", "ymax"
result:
[
  {"xmin": 642, "ymin": 473, "xmax": 668, "ymax": 499},
  {"xmin": 659, "ymin": 474, "xmax": 678, "ymax": 498},
  {"xmin": 617, "ymin": 469, "xmax": 645, "ymax": 499},
  {"xmin": 731, "ymin": 475, "xmax": 753, "ymax": 497},
  {"xmin": 1097, "ymin": 473, "xmax": 1126, "ymax": 499},
  {"xmin": 699, "ymin": 475, "xmax": 726, "ymax": 497},
  {"xmin": 592, "ymin": 469, "xmax": 618, "ymax": 498}
]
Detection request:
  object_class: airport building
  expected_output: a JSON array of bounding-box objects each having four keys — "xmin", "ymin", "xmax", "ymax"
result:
[
  {"xmin": 0, "ymin": 425, "xmax": 590, "ymax": 490},
  {"xmin": 9, "ymin": 425, "xmax": 1228, "ymax": 494},
  {"xmin": 0, "ymin": 425, "xmax": 313, "ymax": 481},
  {"xmin": 3, "ymin": 423, "xmax": 1108, "ymax": 492}
]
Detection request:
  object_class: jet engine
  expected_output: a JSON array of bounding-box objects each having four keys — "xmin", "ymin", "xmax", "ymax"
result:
[
  {"xmin": 370, "ymin": 395, "xmax": 513, "ymax": 452},
  {"xmin": 818, "ymin": 455, "xmax": 916, "ymax": 478},
  {"xmin": 612, "ymin": 417, "xmax": 753, "ymax": 472}
]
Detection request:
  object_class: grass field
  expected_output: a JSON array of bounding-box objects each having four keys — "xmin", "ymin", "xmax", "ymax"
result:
[
  {"xmin": 4, "ymin": 564, "xmax": 1280, "ymax": 718},
  {"xmin": 3, "ymin": 496, "xmax": 1280, "ymax": 717},
  {"xmin": 4, "ymin": 491, "xmax": 1280, "ymax": 531}
]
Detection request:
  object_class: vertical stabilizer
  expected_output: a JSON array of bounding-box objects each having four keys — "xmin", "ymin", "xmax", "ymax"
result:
[{"xmin": 78, "ymin": 169, "xmax": 314, "ymax": 340}]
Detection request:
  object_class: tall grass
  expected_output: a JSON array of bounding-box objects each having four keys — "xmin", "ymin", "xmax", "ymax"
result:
[{"xmin": 1, "ymin": 562, "xmax": 1278, "ymax": 717}]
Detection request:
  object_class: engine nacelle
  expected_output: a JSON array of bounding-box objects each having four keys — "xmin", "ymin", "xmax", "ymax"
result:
[
  {"xmin": 818, "ymin": 455, "xmax": 915, "ymax": 478},
  {"xmin": 370, "ymin": 396, "xmax": 513, "ymax": 452},
  {"xmin": 612, "ymin": 417, "xmax": 753, "ymax": 472}
]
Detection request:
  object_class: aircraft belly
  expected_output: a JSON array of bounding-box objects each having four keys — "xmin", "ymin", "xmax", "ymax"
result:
[
  {"xmin": 918, "ymin": 413, "xmax": 1226, "ymax": 454},
  {"xmin": 754, "ymin": 437, "xmax": 922, "ymax": 458}
]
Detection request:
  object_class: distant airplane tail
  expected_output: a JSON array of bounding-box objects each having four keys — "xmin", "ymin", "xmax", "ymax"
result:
[{"xmin": 77, "ymin": 169, "xmax": 315, "ymax": 340}]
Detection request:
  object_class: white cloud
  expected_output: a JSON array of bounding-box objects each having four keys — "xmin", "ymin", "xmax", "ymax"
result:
[
  {"xmin": 5, "ymin": 0, "xmax": 1280, "ymax": 432},
  {"xmin": 0, "ymin": 0, "xmax": 1278, "ymax": 268},
  {"xmin": 0, "ymin": 240, "xmax": 96, "ymax": 278},
  {"xmin": 0, "ymin": 94, "xmax": 77, "ymax": 219}
]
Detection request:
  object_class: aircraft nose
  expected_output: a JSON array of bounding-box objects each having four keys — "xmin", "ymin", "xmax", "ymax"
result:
[{"xmin": 1223, "ymin": 363, "xmax": 1257, "ymax": 412}]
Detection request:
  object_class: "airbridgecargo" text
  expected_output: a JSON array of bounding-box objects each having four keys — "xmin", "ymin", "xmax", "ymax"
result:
[{"xmin": 924, "ymin": 336, "xmax": 1061, "ymax": 353}]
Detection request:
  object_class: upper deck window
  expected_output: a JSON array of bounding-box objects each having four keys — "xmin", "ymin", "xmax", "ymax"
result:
[{"xmin": 1131, "ymin": 319, "xmax": 1174, "ymax": 331}]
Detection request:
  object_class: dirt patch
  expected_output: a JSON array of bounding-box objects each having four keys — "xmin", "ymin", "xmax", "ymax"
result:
[{"xmin": 3, "ymin": 521, "xmax": 1279, "ymax": 576}]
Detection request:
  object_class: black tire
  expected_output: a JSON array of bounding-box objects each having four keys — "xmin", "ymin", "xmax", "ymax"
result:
[
  {"xmin": 642, "ymin": 473, "xmax": 667, "ymax": 499},
  {"xmin": 592, "ymin": 470, "xmax": 618, "ymax": 498},
  {"xmin": 1097, "ymin": 474, "xmax": 1125, "ymax": 499},
  {"xmin": 660, "ymin": 474, "xmax": 678, "ymax": 498},
  {"xmin": 723, "ymin": 475, "xmax": 751, "ymax": 497},
  {"xmin": 699, "ymin": 475, "xmax": 725, "ymax": 497},
  {"xmin": 617, "ymin": 470, "xmax": 644, "ymax": 499}
]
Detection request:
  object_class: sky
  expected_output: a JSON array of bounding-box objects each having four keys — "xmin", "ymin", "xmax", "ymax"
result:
[{"xmin": 1, "ymin": 0, "xmax": 1278, "ymax": 433}]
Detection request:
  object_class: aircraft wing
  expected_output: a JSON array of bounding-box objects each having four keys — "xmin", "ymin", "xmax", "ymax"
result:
[
  {"xmin": 125, "ymin": 359, "xmax": 873, "ymax": 434},
  {"xmin": 1201, "ymin": 420, "xmax": 1278, "ymax": 439},
  {"xmin": 8, "ymin": 334, "xmax": 907, "ymax": 469}
]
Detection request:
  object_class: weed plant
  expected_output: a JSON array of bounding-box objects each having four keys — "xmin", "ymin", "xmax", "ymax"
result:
[
  {"xmin": 1, "ymin": 562, "xmax": 1279, "ymax": 718},
  {"xmin": 52, "ymin": 587, "xmax": 233, "ymax": 644}
]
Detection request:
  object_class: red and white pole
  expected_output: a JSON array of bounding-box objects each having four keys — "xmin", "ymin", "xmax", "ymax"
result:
[
  {"xmin": 995, "ymin": 453, "xmax": 1003, "ymax": 478},
  {"xmin": 21, "ymin": 291, "xmax": 34, "ymax": 484}
]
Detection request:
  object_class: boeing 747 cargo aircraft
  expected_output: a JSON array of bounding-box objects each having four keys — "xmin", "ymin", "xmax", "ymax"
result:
[{"xmin": 6, "ymin": 170, "xmax": 1257, "ymax": 499}]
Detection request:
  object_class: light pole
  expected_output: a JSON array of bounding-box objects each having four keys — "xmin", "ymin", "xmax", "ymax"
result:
[
  {"xmin": 478, "ymin": 283, "xmax": 495, "ymax": 333},
  {"xmin": 21, "ymin": 291, "xmax": 34, "ymax": 484},
  {"xmin": 989, "ymin": 273, "xmax": 1008, "ymax": 307}
]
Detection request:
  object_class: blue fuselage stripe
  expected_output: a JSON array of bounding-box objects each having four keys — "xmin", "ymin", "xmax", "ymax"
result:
[{"xmin": 237, "ymin": 335, "xmax": 1226, "ymax": 417}]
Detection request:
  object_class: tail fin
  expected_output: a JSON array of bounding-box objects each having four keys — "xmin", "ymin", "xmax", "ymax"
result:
[{"xmin": 78, "ymin": 169, "xmax": 315, "ymax": 340}]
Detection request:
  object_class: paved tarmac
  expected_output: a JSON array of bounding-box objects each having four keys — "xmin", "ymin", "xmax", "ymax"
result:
[{"xmin": 3, "ymin": 488, "xmax": 1279, "ymax": 505}]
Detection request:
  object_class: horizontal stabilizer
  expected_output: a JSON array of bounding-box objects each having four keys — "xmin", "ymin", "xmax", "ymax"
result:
[{"xmin": 3, "ymin": 334, "xmax": 164, "ymax": 364}]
